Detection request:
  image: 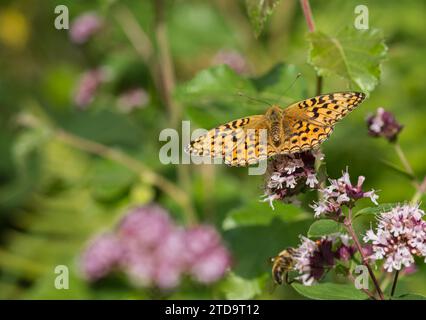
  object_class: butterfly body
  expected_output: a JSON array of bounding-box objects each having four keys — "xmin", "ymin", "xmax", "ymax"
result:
[
  {"xmin": 186, "ymin": 92, "xmax": 366, "ymax": 166},
  {"xmin": 265, "ymin": 106, "xmax": 284, "ymax": 148}
]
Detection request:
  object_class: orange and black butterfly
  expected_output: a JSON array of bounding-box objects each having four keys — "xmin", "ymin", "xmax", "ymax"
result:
[{"xmin": 185, "ymin": 92, "xmax": 365, "ymax": 166}]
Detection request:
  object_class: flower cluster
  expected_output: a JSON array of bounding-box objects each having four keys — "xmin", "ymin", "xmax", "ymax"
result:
[
  {"xmin": 263, "ymin": 151, "xmax": 320, "ymax": 209},
  {"xmin": 366, "ymin": 107, "xmax": 403, "ymax": 142},
  {"xmin": 363, "ymin": 204, "xmax": 426, "ymax": 272},
  {"xmin": 116, "ymin": 88, "xmax": 150, "ymax": 113},
  {"xmin": 80, "ymin": 205, "xmax": 231, "ymax": 289},
  {"xmin": 74, "ymin": 68, "xmax": 108, "ymax": 108},
  {"xmin": 292, "ymin": 234, "xmax": 356, "ymax": 285},
  {"xmin": 70, "ymin": 12, "xmax": 103, "ymax": 44},
  {"xmin": 311, "ymin": 169, "xmax": 379, "ymax": 218},
  {"xmin": 212, "ymin": 49, "xmax": 249, "ymax": 74}
]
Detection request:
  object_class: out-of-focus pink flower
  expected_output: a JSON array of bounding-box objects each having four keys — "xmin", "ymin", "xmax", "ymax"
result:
[
  {"xmin": 183, "ymin": 225, "xmax": 231, "ymax": 284},
  {"xmin": 70, "ymin": 12, "xmax": 102, "ymax": 44},
  {"xmin": 124, "ymin": 251, "xmax": 156, "ymax": 287},
  {"xmin": 154, "ymin": 229, "xmax": 187, "ymax": 267},
  {"xmin": 153, "ymin": 262, "xmax": 183, "ymax": 289},
  {"xmin": 118, "ymin": 205, "xmax": 173, "ymax": 250},
  {"xmin": 80, "ymin": 205, "xmax": 232, "ymax": 289},
  {"xmin": 117, "ymin": 88, "xmax": 150, "ymax": 113},
  {"xmin": 212, "ymin": 49, "xmax": 249, "ymax": 74},
  {"xmin": 184, "ymin": 225, "xmax": 221, "ymax": 264},
  {"xmin": 190, "ymin": 246, "xmax": 231, "ymax": 284},
  {"xmin": 80, "ymin": 233, "xmax": 123, "ymax": 281},
  {"xmin": 402, "ymin": 264, "xmax": 418, "ymax": 276},
  {"xmin": 74, "ymin": 68, "xmax": 106, "ymax": 108}
]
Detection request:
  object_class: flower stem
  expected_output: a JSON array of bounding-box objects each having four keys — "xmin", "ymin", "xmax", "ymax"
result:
[
  {"xmin": 154, "ymin": 0, "xmax": 181, "ymax": 128},
  {"xmin": 394, "ymin": 143, "xmax": 414, "ymax": 177},
  {"xmin": 299, "ymin": 0, "xmax": 315, "ymax": 32},
  {"xmin": 411, "ymin": 175, "xmax": 426, "ymax": 205},
  {"xmin": 114, "ymin": 6, "xmax": 158, "ymax": 89},
  {"xmin": 299, "ymin": 0, "xmax": 327, "ymax": 193},
  {"xmin": 18, "ymin": 107, "xmax": 198, "ymax": 225},
  {"xmin": 390, "ymin": 270, "xmax": 399, "ymax": 298},
  {"xmin": 344, "ymin": 208, "xmax": 385, "ymax": 300},
  {"xmin": 393, "ymin": 143, "xmax": 426, "ymax": 204},
  {"xmin": 55, "ymin": 129, "xmax": 198, "ymax": 224},
  {"xmin": 347, "ymin": 273, "xmax": 377, "ymax": 300}
]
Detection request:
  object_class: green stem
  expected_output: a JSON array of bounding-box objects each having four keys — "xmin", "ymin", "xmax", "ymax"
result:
[
  {"xmin": 299, "ymin": 0, "xmax": 315, "ymax": 32},
  {"xmin": 154, "ymin": 0, "xmax": 180, "ymax": 128},
  {"xmin": 18, "ymin": 109, "xmax": 197, "ymax": 225},
  {"xmin": 394, "ymin": 143, "xmax": 414, "ymax": 176},
  {"xmin": 411, "ymin": 176, "xmax": 426, "ymax": 205},
  {"xmin": 55, "ymin": 129, "xmax": 197, "ymax": 224},
  {"xmin": 299, "ymin": 0, "xmax": 327, "ymax": 193},
  {"xmin": 393, "ymin": 143, "xmax": 425, "ymax": 204},
  {"xmin": 347, "ymin": 273, "xmax": 376, "ymax": 300},
  {"xmin": 344, "ymin": 208, "xmax": 385, "ymax": 300}
]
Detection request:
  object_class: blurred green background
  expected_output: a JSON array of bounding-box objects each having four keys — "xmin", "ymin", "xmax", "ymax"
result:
[{"xmin": 0, "ymin": 0, "xmax": 425, "ymax": 299}]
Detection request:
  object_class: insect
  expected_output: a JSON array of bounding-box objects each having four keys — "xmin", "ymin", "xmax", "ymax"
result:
[
  {"xmin": 271, "ymin": 248, "xmax": 297, "ymax": 285},
  {"xmin": 185, "ymin": 92, "xmax": 365, "ymax": 166}
]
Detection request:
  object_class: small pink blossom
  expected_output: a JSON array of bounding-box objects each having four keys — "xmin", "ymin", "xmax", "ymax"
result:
[
  {"xmin": 311, "ymin": 169, "xmax": 379, "ymax": 218},
  {"xmin": 80, "ymin": 233, "xmax": 123, "ymax": 281},
  {"xmin": 74, "ymin": 68, "xmax": 107, "ymax": 108},
  {"xmin": 263, "ymin": 152, "xmax": 319, "ymax": 209},
  {"xmin": 117, "ymin": 88, "xmax": 150, "ymax": 113},
  {"xmin": 212, "ymin": 50, "xmax": 248, "ymax": 74},
  {"xmin": 70, "ymin": 12, "xmax": 102, "ymax": 44},
  {"xmin": 190, "ymin": 246, "xmax": 231, "ymax": 284},
  {"xmin": 363, "ymin": 204, "xmax": 426, "ymax": 272},
  {"xmin": 366, "ymin": 108, "xmax": 403, "ymax": 142},
  {"xmin": 118, "ymin": 205, "xmax": 173, "ymax": 250}
]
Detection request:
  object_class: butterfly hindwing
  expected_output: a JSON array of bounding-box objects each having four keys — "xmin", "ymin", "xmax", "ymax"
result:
[
  {"xmin": 284, "ymin": 92, "xmax": 366, "ymax": 126},
  {"xmin": 281, "ymin": 119, "xmax": 334, "ymax": 154}
]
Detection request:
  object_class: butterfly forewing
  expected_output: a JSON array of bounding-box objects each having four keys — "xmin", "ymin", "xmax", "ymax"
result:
[
  {"xmin": 186, "ymin": 115, "xmax": 269, "ymax": 166},
  {"xmin": 279, "ymin": 92, "xmax": 365, "ymax": 154}
]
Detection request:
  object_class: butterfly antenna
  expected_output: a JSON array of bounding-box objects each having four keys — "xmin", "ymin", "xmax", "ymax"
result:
[
  {"xmin": 237, "ymin": 92, "xmax": 273, "ymax": 107},
  {"xmin": 277, "ymin": 72, "xmax": 302, "ymax": 103}
]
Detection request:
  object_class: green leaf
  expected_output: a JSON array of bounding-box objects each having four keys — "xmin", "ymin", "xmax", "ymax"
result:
[
  {"xmin": 224, "ymin": 219, "xmax": 311, "ymax": 278},
  {"xmin": 354, "ymin": 203, "xmax": 399, "ymax": 219},
  {"xmin": 223, "ymin": 199, "xmax": 310, "ymax": 230},
  {"xmin": 394, "ymin": 293, "xmax": 426, "ymax": 300},
  {"xmin": 251, "ymin": 63, "xmax": 307, "ymax": 102},
  {"xmin": 219, "ymin": 272, "xmax": 268, "ymax": 300},
  {"xmin": 292, "ymin": 282, "xmax": 369, "ymax": 300},
  {"xmin": 178, "ymin": 63, "xmax": 306, "ymax": 130},
  {"xmin": 90, "ymin": 160, "xmax": 136, "ymax": 202},
  {"xmin": 177, "ymin": 65, "xmax": 260, "ymax": 129},
  {"xmin": 307, "ymin": 219, "xmax": 342, "ymax": 237},
  {"xmin": 245, "ymin": 0, "xmax": 281, "ymax": 37},
  {"xmin": 307, "ymin": 27, "xmax": 387, "ymax": 93}
]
